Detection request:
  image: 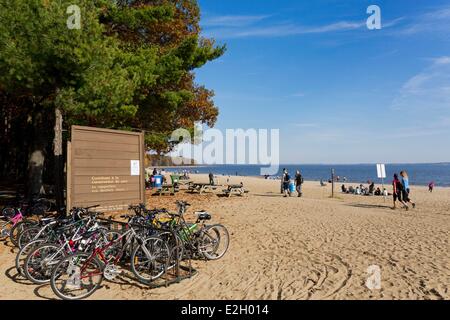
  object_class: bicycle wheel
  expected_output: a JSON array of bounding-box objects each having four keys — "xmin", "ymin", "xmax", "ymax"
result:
[
  {"xmin": 0, "ymin": 221, "xmax": 11, "ymax": 240},
  {"xmin": 1, "ymin": 207, "xmax": 16, "ymax": 219},
  {"xmin": 198, "ymin": 225, "xmax": 230, "ymax": 260},
  {"xmin": 10, "ymin": 220, "xmax": 38, "ymax": 247},
  {"xmin": 131, "ymin": 237, "xmax": 170, "ymax": 284},
  {"xmin": 24, "ymin": 243, "xmax": 65, "ymax": 284},
  {"xmin": 51, "ymin": 253, "xmax": 103, "ymax": 300},
  {"xmin": 158, "ymin": 231, "xmax": 184, "ymax": 269},
  {"xmin": 18, "ymin": 226, "xmax": 41, "ymax": 249},
  {"xmin": 15, "ymin": 239, "xmax": 45, "ymax": 277}
]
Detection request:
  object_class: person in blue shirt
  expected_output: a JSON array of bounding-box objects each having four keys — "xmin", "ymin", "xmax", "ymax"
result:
[{"xmin": 400, "ymin": 171, "xmax": 416, "ymax": 209}]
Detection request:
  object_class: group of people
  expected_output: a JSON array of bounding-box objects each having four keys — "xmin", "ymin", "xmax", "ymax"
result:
[
  {"xmin": 392, "ymin": 171, "xmax": 416, "ymax": 211},
  {"xmin": 281, "ymin": 168, "xmax": 304, "ymax": 198},
  {"xmin": 341, "ymin": 182, "xmax": 388, "ymax": 197}
]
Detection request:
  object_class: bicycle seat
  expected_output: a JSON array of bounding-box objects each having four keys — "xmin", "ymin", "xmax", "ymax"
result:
[{"xmin": 196, "ymin": 212, "xmax": 211, "ymax": 221}]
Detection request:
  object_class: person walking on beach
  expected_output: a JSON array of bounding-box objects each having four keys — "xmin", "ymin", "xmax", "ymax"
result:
[
  {"xmin": 283, "ymin": 170, "xmax": 291, "ymax": 197},
  {"xmin": 392, "ymin": 173, "xmax": 408, "ymax": 210},
  {"xmin": 281, "ymin": 168, "xmax": 287, "ymax": 194},
  {"xmin": 428, "ymin": 181, "xmax": 435, "ymax": 193},
  {"xmin": 209, "ymin": 172, "xmax": 215, "ymax": 186},
  {"xmin": 400, "ymin": 171, "xmax": 416, "ymax": 209},
  {"xmin": 295, "ymin": 170, "xmax": 304, "ymax": 197}
]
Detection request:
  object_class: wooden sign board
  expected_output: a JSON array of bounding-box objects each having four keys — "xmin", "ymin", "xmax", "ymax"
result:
[{"xmin": 67, "ymin": 125, "xmax": 145, "ymax": 212}]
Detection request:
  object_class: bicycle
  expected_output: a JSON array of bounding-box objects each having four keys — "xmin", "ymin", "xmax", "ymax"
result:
[
  {"xmin": 166, "ymin": 201, "xmax": 229, "ymax": 261},
  {"xmin": 17, "ymin": 205, "xmax": 100, "ymax": 249},
  {"xmin": 0, "ymin": 208, "xmax": 27, "ymax": 242},
  {"xmin": 23, "ymin": 209, "xmax": 108, "ymax": 284},
  {"xmin": 50, "ymin": 218, "xmax": 170, "ymax": 300},
  {"xmin": 16, "ymin": 207, "xmax": 104, "ymax": 277}
]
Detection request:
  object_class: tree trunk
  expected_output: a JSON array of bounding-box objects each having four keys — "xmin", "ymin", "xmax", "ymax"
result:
[
  {"xmin": 53, "ymin": 108, "xmax": 64, "ymax": 213},
  {"xmin": 27, "ymin": 111, "xmax": 47, "ymax": 199}
]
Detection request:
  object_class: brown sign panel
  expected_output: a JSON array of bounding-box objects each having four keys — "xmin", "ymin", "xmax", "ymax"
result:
[{"xmin": 68, "ymin": 125, "xmax": 145, "ymax": 212}]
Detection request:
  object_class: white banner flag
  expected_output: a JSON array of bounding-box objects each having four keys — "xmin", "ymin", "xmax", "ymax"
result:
[{"xmin": 376, "ymin": 164, "xmax": 386, "ymax": 179}]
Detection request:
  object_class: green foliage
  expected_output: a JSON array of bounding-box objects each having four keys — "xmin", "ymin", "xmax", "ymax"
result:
[
  {"xmin": 107, "ymin": 5, "xmax": 175, "ymax": 29},
  {"xmin": 0, "ymin": 0, "xmax": 225, "ymax": 154}
]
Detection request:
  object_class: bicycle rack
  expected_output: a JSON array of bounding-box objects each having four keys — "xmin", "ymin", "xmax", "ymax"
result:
[{"xmin": 97, "ymin": 217, "xmax": 198, "ymax": 289}]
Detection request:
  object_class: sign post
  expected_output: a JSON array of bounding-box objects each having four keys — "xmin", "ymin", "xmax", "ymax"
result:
[{"xmin": 376, "ymin": 164, "xmax": 387, "ymax": 201}]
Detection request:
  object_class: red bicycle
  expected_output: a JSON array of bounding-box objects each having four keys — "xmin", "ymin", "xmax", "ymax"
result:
[{"xmin": 50, "ymin": 220, "xmax": 170, "ymax": 300}]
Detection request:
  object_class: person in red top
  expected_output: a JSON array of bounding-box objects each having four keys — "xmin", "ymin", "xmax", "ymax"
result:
[{"xmin": 392, "ymin": 173, "xmax": 408, "ymax": 210}]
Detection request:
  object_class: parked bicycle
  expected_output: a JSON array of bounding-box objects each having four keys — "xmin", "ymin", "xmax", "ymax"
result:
[{"xmin": 50, "ymin": 217, "xmax": 170, "ymax": 300}]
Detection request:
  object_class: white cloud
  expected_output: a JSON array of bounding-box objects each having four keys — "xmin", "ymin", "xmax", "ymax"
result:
[
  {"xmin": 432, "ymin": 56, "xmax": 450, "ymax": 65},
  {"xmin": 392, "ymin": 57, "xmax": 450, "ymax": 111},
  {"xmin": 392, "ymin": 6, "xmax": 450, "ymax": 37},
  {"xmin": 202, "ymin": 15, "xmax": 270, "ymax": 27},
  {"xmin": 202, "ymin": 12, "xmax": 404, "ymax": 40},
  {"xmin": 203, "ymin": 16, "xmax": 366, "ymax": 39},
  {"xmin": 423, "ymin": 6, "xmax": 450, "ymax": 19},
  {"xmin": 382, "ymin": 17, "xmax": 406, "ymax": 28}
]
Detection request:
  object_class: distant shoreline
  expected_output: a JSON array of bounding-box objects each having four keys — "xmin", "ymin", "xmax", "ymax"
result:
[
  {"xmin": 151, "ymin": 162, "xmax": 450, "ymax": 166},
  {"xmin": 147, "ymin": 163, "xmax": 449, "ymax": 187}
]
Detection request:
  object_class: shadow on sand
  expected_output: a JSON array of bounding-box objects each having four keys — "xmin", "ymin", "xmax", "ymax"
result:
[
  {"xmin": 251, "ymin": 191, "xmax": 285, "ymax": 198},
  {"xmin": 346, "ymin": 203, "xmax": 393, "ymax": 210},
  {"xmin": 4, "ymin": 266, "xmax": 35, "ymax": 286},
  {"xmin": 33, "ymin": 284, "xmax": 56, "ymax": 300}
]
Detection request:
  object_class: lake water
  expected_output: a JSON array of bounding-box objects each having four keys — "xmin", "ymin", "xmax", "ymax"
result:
[{"xmin": 165, "ymin": 163, "xmax": 450, "ymax": 187}]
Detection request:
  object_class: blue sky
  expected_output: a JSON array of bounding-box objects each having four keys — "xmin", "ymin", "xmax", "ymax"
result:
[{"xmin": 194, "ymin": 0, "xmax": 450, "ymax": 164}]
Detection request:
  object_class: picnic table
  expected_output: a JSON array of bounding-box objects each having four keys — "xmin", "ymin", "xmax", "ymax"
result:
[
  {"xmin": 188, "ymin": 182, "xmax": 223, "ymax": 194},
  {"xmin": 154, "ymin": 184, "xmax": 179, "ymax": 196},
  {"xmin": 177, "ymin": 179, "xmax": 192, "ymax": 188},
  {"xmin": 222, "ymin": 184, "xmax": 249, "ymax": 197}
]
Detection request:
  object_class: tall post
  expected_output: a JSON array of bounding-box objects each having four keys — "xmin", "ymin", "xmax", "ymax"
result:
[
  {"xmin": 331, "ymin": 168, "xmax": 335, "ymax": 198},
  {"xmin": 53, "ymin": 108, "xmax": 64, "ymax": 214}
]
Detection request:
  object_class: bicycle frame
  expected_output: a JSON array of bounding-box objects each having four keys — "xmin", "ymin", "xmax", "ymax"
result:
[
  {"xmin": 30, "ymin": 215, "xmax": 96, "ymax": 244},
  {"xmin": 77, "ymin": 224, "xmax": 154, "ymax": 280},
  {"xmin": 1, "ymin": 210, "xmax": 24, "ymax": 236}
]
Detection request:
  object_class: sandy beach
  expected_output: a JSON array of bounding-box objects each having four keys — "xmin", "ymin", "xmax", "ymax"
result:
[{"xmin": 0, "ymin": 174, "xmax": 449, "ymax": 300}]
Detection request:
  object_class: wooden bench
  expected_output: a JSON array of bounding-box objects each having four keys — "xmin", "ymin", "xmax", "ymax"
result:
[
  {"xmin": 222, "ymin": 185, "xmax": 249, "ymax": 197},
  {"xmin": 154, "ymin": 184, "xmax": 179, "ymax": 196},
  {"xmin": 188, "ymin": 183, "xmax": 223, "ymax": 194},
  {"xmin": 177, "ymin": 179, "xmax": 192, "ymax": 189}
]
